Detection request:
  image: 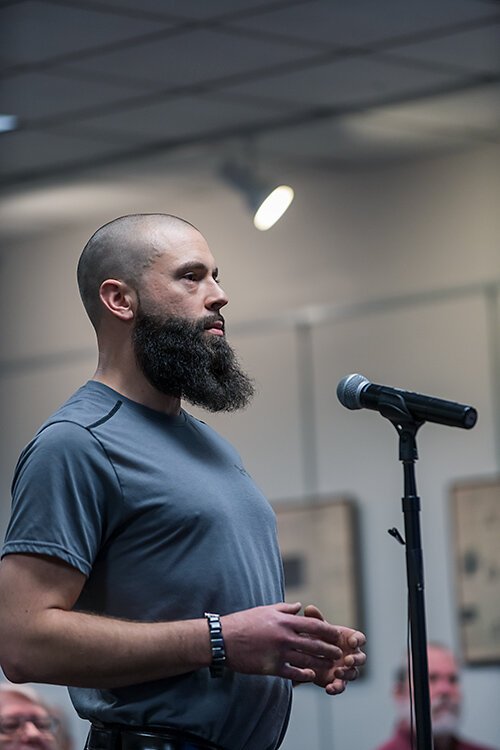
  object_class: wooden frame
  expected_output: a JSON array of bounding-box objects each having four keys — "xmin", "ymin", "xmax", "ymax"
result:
[
  {"xmin": 451, "ymin": 478, "xmax": 500, "ymax": 664},
  {"xmin": 273, "ymin": 497, "xmax": 362, "ymax": 630}
]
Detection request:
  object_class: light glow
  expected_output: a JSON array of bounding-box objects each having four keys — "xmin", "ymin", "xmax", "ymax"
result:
[
  {"xmin": 0, "ymin": 114, "xmax": 18, "ymax": 133},
  {"xmin": 253, "ymin": 185, "xmax": 294, "ymax": 231}
]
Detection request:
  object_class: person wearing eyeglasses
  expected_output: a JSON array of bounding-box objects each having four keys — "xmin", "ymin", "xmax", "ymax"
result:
[{"xmin": 0, "ymin": 686, "xmax": 58, "ymax": 750}]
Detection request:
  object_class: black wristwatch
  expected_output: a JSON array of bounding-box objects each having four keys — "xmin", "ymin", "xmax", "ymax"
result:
[{"xmin": 204, "ymin": 612, "xmax": 226, "ymax": 678}]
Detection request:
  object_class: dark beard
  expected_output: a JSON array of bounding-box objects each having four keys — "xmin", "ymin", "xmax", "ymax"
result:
[{"xmin": 132, "ymin": 309, "xmax": 254, "ymax": 412}]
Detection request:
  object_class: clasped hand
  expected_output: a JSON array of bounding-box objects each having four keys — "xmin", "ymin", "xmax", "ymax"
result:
[{"xmin": 222, "ymin": 602, "xmax": 366, "ymax": 695}]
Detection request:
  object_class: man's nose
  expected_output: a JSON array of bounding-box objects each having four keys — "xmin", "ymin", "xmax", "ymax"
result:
[
  {"xmin": 435, "ymin": 677, "xmax": 453, "ymax": 694},
  {"xmin": 206, "ymin": 281, "xmax": 228, "ymax": 311},
  {"xmin": 19, "ymin": 721, "xmax": 44, "ymax": 740}
]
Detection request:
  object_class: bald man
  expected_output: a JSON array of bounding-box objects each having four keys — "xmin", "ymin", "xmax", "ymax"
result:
[
  {"xmin": 0, "ymin": 686, "xmax": 58, "ymax": 750},
  {"xmin": 375, "ymin": 644, "xmax": 497, "ymax": 750},
  {"xmin": 0, "ymin": 215, "xmax": 365, "ymax": 750}
]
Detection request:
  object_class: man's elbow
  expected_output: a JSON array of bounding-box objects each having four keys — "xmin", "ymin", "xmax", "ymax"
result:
[
  {"xmin": 0, "ymin": 632, "xmax": 43, "ymax": 684},
  {"xmin": 0, "ymin": 652, "xmax": 34, "ymax": 684}
]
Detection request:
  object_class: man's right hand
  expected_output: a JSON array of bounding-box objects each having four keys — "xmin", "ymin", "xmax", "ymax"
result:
[{"xmin": 221, "ymin": 602, "xmax": 345, "ymax": 683}]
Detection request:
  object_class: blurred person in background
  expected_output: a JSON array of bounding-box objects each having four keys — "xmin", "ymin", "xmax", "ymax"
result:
[
  {"xmin": 374, "ymin": 643, "xmax": 498, "ymax": 750},
  {"xmin": 0, "ymin": 685, "xmax": 58, "ymax": 750}
]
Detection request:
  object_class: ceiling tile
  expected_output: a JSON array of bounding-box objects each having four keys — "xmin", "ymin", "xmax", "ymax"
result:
[
  {"xmin": 1, "ymin": 72, "xmax": 137, "ymax": 121},
  {"xmin": 220, "ymin": 56, "xmax": 464, "ymax": 109},
  {"xmin": 228, "ymin": 0, "xmax": 497, "ymax": 47},
  {"xmin": 256, "ymin": 114, "xmax": 476, "ymax": 163},
  {"xmin": 1, "ymin": 0, "xmax": 172, "ymax": 68},
  {"xmin": 58, "ymin": 27, "xmax": 316, "ymax": 87},
  {"xmin": 392, "ymin": 23, "xmax": 500, "ymax": 74},
  {"xmin": 65, "ymin": 94, "xmax": 282, "ymax": 141},
  {"xmin": 0, "ymin": 129, "xmax": 132, "ymax": 176},
  {"xmin": 90, "ymin": 0, "xmax": 280, "ymax": 19}
]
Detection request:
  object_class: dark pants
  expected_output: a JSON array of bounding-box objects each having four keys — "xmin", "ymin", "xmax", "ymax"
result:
[{"xmin": 85, "ymin": 725, "xmax": 223, "ymax": 750}]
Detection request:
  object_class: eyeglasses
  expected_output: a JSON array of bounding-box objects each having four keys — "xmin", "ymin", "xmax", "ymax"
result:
[{"xmin": 0, "ymin": 716, "xmax": 59, "ymax": 736}]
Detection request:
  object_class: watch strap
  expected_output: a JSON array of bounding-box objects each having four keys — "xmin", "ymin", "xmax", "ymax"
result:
[{"xmin": 204, "ymin": 612, "xmax": 226, "ymax": 678}]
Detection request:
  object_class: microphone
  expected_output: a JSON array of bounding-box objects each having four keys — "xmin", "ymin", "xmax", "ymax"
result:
[{"xmin": 336, "ymin": 373, "xmax": 477, "ymax": 429}]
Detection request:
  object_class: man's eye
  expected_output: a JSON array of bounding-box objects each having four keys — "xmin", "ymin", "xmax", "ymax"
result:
[
  {"xmin": 2, "ymin": 722, "xmax": 19, "ymax": 731},
  {"xmin": 183, "ymin": 273, "xmax": 197, "ymax": 281}
]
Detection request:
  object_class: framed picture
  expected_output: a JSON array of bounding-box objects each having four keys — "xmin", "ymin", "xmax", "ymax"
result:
[
  {"xmin": 273, "ymin": 498, "xmax": 362, "ymax": 629},
  {"xmin": 451, "ymin": 478, "xmax": 500, "ymax": 664}
]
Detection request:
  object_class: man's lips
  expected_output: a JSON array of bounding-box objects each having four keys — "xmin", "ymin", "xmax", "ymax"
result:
[
  {"xmin": 432, "ymin": 700, "xmax": 459, "ymax": 717},
  {"xmin": 204, "ymin": 318, "xmax": 225, "ymax": 335}
]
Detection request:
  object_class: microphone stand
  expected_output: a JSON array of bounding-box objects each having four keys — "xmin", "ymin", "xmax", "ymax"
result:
[{"xmin": 379, "ymin": 393, "xmax": 434, "ymax": 750}]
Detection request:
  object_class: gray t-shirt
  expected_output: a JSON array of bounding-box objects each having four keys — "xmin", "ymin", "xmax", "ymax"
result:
[{"xmin": 3, "ymin": 381, "xmax": 292, "ymax": 750}]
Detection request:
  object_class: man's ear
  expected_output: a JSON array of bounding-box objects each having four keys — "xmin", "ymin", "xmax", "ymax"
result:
[{"xmin": 99, "ymin": 279, "xmax": 136, "ymax": 321}]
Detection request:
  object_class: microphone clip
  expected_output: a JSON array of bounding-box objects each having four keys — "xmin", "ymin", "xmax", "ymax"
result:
[{"xmin": 378, "ymin": 393, "xmax": 424, "ymax": 462}]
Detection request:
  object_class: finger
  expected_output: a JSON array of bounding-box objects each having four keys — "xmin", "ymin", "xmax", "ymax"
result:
[
  {"xmin": 345, "ymin": 651, "xmax": 367, "ymax": 668},
  {"xmin": 303, "ymin": 604, "xmax": 324, "ymax": 620},
  {"xmin": 287, "ymin": 650, "xmax": 337, "ymax": 673},
  {"xmin": 325, "ymin": 678, "xmax": 347, "ymax": 696},
  {"xmin": 281, "ymin": 663, "xmax": 316, "ymax": 683},
  {"xmin": 292, "ymin": 616, "xmax": 341, "ymax": 645},
  {"xmin": 345, "ymin": 630, "xmax": 367, "ymax": 649},
  {"xmin": 291, "ymin": 636, "xmax": 342, "ymax": 661},
  {"xmin": 335, "ymin": 666, "xmax": 359, "ymax": 682},
  {"xmin": 341, "ymin": 652, "xmax": 365, "ymax": 669},
  {"xmin": 277, "ymin": 602, "xmax": 303, "ymax": 615}
]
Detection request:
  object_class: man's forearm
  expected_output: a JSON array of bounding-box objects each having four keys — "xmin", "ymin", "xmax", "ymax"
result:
[{"xmin": 2, "ymin": 608, "xmax": 212, "ymax": 687}]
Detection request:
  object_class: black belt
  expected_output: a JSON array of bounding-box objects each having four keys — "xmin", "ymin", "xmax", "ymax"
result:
[{"xmin": 86, "ymin": 725, "xmax": 223, "ymax": 750}]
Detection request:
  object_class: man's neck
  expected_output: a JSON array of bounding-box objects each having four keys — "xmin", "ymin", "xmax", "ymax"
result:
[{"xmin": 92, "ymin": 371, "xmax": 181, "ymax": 416}]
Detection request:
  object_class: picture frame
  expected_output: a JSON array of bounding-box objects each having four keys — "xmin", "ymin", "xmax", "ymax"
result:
[
  {"xmin": 273, "ymin": 497, "xmax": 362, "ymax": 630},
  {"xmin": 450, "ymin": 478, "xmax": 500, "ymax": 664}
]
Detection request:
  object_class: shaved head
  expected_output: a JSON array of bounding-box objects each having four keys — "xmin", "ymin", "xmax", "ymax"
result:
[{"xmin": 77, "ymin": 213, "xmax": 198, "ymax": 329}]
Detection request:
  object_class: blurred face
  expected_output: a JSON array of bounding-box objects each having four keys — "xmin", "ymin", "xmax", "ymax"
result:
[
  {"xmin": 0, "ymin": 695, "xmax": 57, "ymax": 750},
  {"xmin": 427, "ymin": 647, "xmax": 462, "ymax": 736},
  {"xmin": 395, "ymin": 647, "xmax": 462, "ymax": 738}
]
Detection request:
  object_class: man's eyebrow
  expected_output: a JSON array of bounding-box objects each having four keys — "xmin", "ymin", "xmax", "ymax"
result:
[
  {"xmin": 175, "ymin": 261, "xmax": 210, "ymax": 276},
  {"xmin": 175, "ymin": 261, "xmax": 219, "ymax": 277}
]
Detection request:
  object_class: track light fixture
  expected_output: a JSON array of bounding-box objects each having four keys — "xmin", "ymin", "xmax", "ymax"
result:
[{"xmin": 220, "ymin": 161, "xmax": 294, "ymax": 231}]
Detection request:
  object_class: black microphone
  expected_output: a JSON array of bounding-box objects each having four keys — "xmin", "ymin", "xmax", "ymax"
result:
[{"xmin": 336, "ymin": 373, "xmax": 478, "ymax": 429}]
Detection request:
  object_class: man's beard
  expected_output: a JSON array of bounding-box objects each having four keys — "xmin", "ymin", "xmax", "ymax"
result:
[
  {"xmin": 396, "ymin": 697, "xmax": 460, "ymax": 739},
  {"xmin": 430, "ymin": 698, "xmax": 461, "ymax": 738},
  {"xmin": 132, "ymin": 309, "xmax": 254, "ymax": 412}
]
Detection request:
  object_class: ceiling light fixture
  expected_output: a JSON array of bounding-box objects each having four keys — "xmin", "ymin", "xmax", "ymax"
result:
[
  {"xmin": 220, "ymin": 161, "xmax": 294, "ymax": 231},
  {"xmin": 0, "ymin": 114, "xmax": 18, "ymax": 133}
]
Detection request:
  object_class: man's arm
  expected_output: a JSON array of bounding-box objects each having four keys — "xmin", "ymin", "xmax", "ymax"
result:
[
  {"xmin": 0, "ymin": 553, "xmax": 212, "ymax": 687},
  {"xmin": 0, "ymin": 553, "xmax": 356, "ymax": 688}
]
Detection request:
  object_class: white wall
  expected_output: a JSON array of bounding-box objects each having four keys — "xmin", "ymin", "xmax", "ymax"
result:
[{"xmin": 1, "ymin": 145, "xmax": 499, "ymax": 749}]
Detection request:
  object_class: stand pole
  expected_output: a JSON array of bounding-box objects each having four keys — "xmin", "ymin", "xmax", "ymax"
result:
[
  {"xmin": 379, "ymin": 395, "xmax": 434, "ymax": 750},
  {"xmin": 399, "ymin": 427, "xmax": 433, "ymax": 750}
]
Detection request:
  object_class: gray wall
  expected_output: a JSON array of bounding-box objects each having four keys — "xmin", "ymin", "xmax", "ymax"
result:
[{"xmin": 1, "ymin": 145, "xmax": 499, "ymax": 749}]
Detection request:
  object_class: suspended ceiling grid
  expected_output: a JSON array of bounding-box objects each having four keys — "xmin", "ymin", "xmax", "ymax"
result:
[{"xmin": 1, "ymin": 0, "xmax": 499, "ymax": 188}]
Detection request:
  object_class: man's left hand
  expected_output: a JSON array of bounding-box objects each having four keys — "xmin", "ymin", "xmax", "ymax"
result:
[{"xmin": 302, "ymin": 604, "xmax": 366, "ymax": 695}]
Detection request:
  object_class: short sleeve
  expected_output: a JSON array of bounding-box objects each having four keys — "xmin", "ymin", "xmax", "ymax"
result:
[{"xmin": 2, "ymin": 421, "xmax": 123, "ymax": 576}]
